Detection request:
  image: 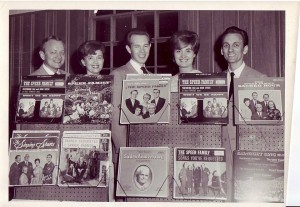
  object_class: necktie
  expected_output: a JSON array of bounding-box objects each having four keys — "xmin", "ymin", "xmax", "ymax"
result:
[
  {"xmin": 140, "ymin": 67, "xmax": 148, "ymax": 74},
  {"xmin": 229, "ymin": 72, "xmax": 235, "ymax": 98}
]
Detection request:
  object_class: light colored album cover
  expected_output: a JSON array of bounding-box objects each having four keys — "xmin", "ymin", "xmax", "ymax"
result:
[
  {"xmin": 116, "ymin": 147, "xmax": 170, "ymax": 197},
  {"xmin": 234, "ymin": 77, "xmax": 285, "ymax": 125},
  {"xmin": 173, "ymin": 147, "xmax": 226, "ymax": 200},
  {"xmin": 120, "ymin": 79, "xmax": 170, "ymax": 124},
  {"xmin": 9, "ymin": 136, "xmax": 60, "ymax": 186},
  {"xmin": 58, "ymin": 130, "xmax": 111, "ymax": 187}
]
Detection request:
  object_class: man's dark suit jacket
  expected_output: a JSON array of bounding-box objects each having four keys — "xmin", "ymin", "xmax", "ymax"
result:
[
  {"xmin": 151, "ymin": 97, "xmax": 166, "ymax": 114},
  {"xmin": 125, "ymin": 98, "xmax": 140, "ymax": 114},
  {"xmin": 261, "ymin": 101, "xmax": 269, "ymax": 113},
  {"xmin": 249, "ymin": 99, "xmax": 259, "ymax": 113},
  {"xmin": 29, "ymin": 65, "xmax": 69, "ymax": 76},
  {"xmin": 9, "ymin": 162, "xmax": 21, "ymax": 185},
  {"xmin": 251, "ymin": 111, "xmax": 268, "ymax": 120}
]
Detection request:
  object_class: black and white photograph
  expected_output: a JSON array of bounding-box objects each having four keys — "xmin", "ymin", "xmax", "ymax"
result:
[
  {"xmin": 179, "ymin": 73, "xmax": 228, "ymax": 124},
  {"xmin": 234, "ymin": 77, "xmax": 285, "ymax": 125},
  {"xmin": 116, "ymin": 147, "xmax": 169, "ymax": 197},
  {"xmin": 120, "ymin": 79, "xmax": 170, "ymax": 124},
  {"xmin": 16, "ymin": 98, "xmax": 36, "ymax": 119},
  {"xmin": 39, "ymin": 98, "xmax": 64, "ymax": 118},
  {"xmin": 133, "ymin": 165, "xmax": 153, "ymax": 191},
  {"xmin": 5, "ymin": 3, "xmax": 296, "ymax": 206},
  {"xmin": 9, "ymin": 136, "xmax": 60, "ymax": 186},
  {"xmin": 173, "ymin": 148, "xmax": 227, "ymax": 200}
]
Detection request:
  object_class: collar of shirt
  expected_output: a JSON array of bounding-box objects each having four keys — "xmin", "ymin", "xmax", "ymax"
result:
[
  {"xmin": 43, "ymin": 63, "xmax": 59, "ymax": 75},
  {"xmin": 130, "ymin": 59, "xmax": 145, "ymax": 75},
  {"xmin": 227, "ymin": 62, "xmax": 245, "ymax": 95},
  {"xmin": 227, "ymin": 61, "xmax": 245, "ymax": 79}
]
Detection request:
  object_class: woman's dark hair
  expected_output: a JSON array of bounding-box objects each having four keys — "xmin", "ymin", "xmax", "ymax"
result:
[
  {"xmin": 170, "ymin": 30, "xmax": 200, "ymax": 55},
  {"xmin": 78, "ymin": 40, "xmax": 105, "ymax": 61},
  {"xmin": 34, "ymin": 158, "xmax": 40, "ymax": 163},
  {"xmin": 243, "ymin": 98, "xmax": 250, "ymax": 103}
]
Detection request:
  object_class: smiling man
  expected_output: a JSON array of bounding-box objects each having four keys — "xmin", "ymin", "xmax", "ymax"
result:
[
  {"xmin": 110, "ymin": 28, "xmax": 152, "ymax": 150},
  {"xmin": 30, "ymin": 35, "xmax": 69, "ymax": 76},
  {"xmin": 221, "ymin": 26, "xmax": 267, "ymax": 83}
]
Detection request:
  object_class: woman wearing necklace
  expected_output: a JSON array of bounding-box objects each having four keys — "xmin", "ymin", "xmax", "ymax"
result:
[{"xmin": 170, "ymin": 30, "xmax": 202, "ymax": 92}]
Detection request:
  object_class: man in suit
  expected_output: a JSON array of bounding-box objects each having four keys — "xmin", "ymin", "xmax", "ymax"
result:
[
  {"xmin": 19, "ymin": 154, "xmax": 33, "ymax": 184},
  {"xmin": 221, "ymin": 26, "xmax": 267, "ymax": 81},
  {"xmin": 251, "ymin": 103, "xmax": 268, "ymax": 120},
  {"xmin": 125, "ymin": 90, "xmax": 140, "ymax": 114},
  {"xmin": 249, "ymin": 92, "xmax": 260, "ymax": 113},
  {"xmin": 30, "ymin": 35, "xmax": 69, "ymax": 76},
  {"xmin": 193, "ymin": 165, "xmax": 202, "ymax": 195},
  {"xmin": 110, "ymin": 28, "xmax": 151, "ymax": 150},
  {"xmin": 75, "ymin": 156, "xmax": 87, "ymax": 183},
  {"xmin": 43, "ymin": 154, "xmax": 55, "ymax": 184},
  {"xmin": 220, "ymin": 26, "xmax": 267, "ymax": 196},
  {"xmin": 151, "ymin": 89, "xmax": 166, "ymax": 114},
  {"xmin": 88, "ymin": 146, "xmax": 99, "ymax": 179},
  {"xmin": 9, "ymin": 155, "xmax": 22, "ymax": 185},
  {"xmin": 261, "ymin": 94, "xmax": 270, "ymax": 113}
]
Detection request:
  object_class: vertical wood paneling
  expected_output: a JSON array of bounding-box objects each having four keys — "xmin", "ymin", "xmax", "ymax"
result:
[
  {"xmin": 55, "ymin": 10, "xmax": 67, "ymax": 44},
  {"xmin": 32, "ymin": 11, "xmax": 47, "ymax": 70},
  {"xmin": 47, "ymin": 11, "xmax": 55, "ymax": 35},
  {"xmin": 238, "ymin": 11, "xmax": 252, "ymax": 67},
  {"xmin": 198, "ymin": 11, "xmax": 212, "ymax": 73},
  {"xmin": 69, "ymin": 10, "xmax": 88, "ymax": 75},
  {"xmin": 252, "ymin": 11, "xmax": 278, "ymax": 77},
  {"xmin": 21, "ymin": 14, "xmax": 32, "ymax": 76}
]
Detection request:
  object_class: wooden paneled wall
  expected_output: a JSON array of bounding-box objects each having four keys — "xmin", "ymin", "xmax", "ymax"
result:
[{"xmin": 179, "ymin": 10, "xmax": 285, "ymax": 77}]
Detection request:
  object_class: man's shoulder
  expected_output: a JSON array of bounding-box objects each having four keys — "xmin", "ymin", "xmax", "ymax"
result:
[
  {"xmin": 243, "ymin": 65, "xmax": 267, "ymax": 77},
  {"xmin": 29, "ymin": 66, "xmax": 47, "ymax": 76},
  {"xmin": 110, "ymin": 62, "xmax": 132, "ymax": 75}
]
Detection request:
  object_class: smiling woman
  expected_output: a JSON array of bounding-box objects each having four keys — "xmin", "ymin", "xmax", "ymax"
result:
[{"xmin": 78, "ymin": 40, "xmax": 105, "ymax": 76}]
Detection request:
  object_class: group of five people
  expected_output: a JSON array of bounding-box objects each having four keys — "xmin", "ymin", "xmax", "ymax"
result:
[{"xmin": 26, "ymin": 26, "xmax": 267, "ymax": 153}]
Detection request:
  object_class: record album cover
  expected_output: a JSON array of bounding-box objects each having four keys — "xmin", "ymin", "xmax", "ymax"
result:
[
  {"xmin": 120, "ymin": 79, "xmax": 170, "ymax": 124},
  {"xmin": 15, "ymin": 75, "xmax": 66, "ymax": 123},
  {"xmin": 173, "ymin": 148, "xmax": 227, "ymax": 200},
  {"xmin": 63, "ymin": 75, "xmax": 113, "ymax": 124},
  {"xmin": 116, "ymin": 147, "xmax": 170, "ymax": 197},
  {"xmin": 179, "ymin": 73, "xmax": 228, "ymax": 125},
  {"xmin": 234, "ymin": 150, "xmax": 284, "ymax": 202},
  {"xmin": 233, "ymin": 77, "xmax": 285, "ymax": 125},
  {"xmin": 58, "ymin": 130, "xmax": 111, "ymax": 187},
  {"xmin": 9, "ymin": 134, "xmax": 60, "ymax": 186}
]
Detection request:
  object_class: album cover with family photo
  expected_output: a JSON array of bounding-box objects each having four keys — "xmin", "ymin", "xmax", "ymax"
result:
[
  {"xmin": 234, "ymin": 150, "xmax": 284, "ymax": 202},
  {"xmin": 58, "ymin": 130, "xmax": 111, "ymax": 187},
  {"xmin": 116, "ymin": 147, "xmax": 170, "ymax": 197},
  {"xmin": 173, "ymin": 148, "xmax": 226, "ymax": 200},
  {"xmin": 233, "ymin": 77, "xmax": 285, "ymax": 125},
  {"xmin": 15, "ymin": 75, "xmax": 66, "ymax": 124},
  {"xmin": 63, "ymin": 75, "xmax": 113, "ymax": 124},
  {"xmin": 178, "ymin": 73, "xmax": 228, "ymax": 125},
  {"xmin": 9, "ymin": 131, "xmax": 60, "ymax": 186},
  {"xmin": 120, "ymin": 79, "xmax": 170, "ymax": 124}
]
